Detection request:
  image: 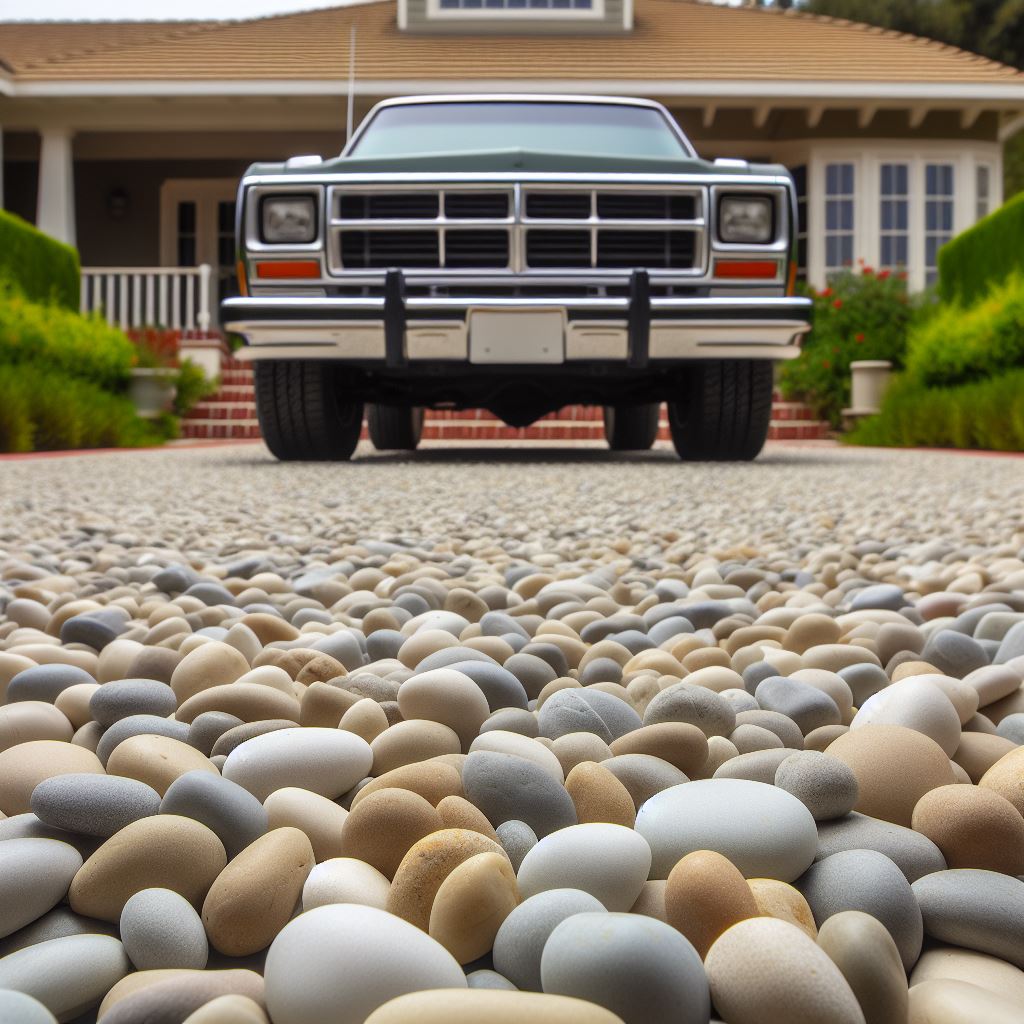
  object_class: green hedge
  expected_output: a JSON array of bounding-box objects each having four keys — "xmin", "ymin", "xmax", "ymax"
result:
[
  {"xmin": 938, "ymin": 192, "xmax": 1024, "ymax": 307},
  {"xmin": 0, "ymin": 364, "xmax": 166, "ymax": 452},
  {"xmin": 0, "ymin": 287, "xmax": 135, "ymax": 390},
  {"xmin": 904, "ymin": 273, "xmax": 1024, "ymax": 389},
  {"xmin": 0, "ymin": 210, "xmax": 80, "ymax": 311},
  {"xmin": 847, "ymin": 370, "xmax": 1024, "ymax": 451}
]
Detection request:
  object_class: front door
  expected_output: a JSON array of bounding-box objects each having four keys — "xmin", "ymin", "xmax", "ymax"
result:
[{"xmin": 160, "ymin": 179, "xmax": 239, "ymax": 310}]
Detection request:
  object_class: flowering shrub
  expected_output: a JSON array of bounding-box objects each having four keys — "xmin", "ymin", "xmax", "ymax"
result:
[{"xmin": 779, "ymin": 264, "xmax": 916, "ymax": 426}]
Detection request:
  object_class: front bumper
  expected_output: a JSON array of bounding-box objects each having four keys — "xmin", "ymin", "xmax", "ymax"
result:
[{"xmin": 221, "ymin": 272, "xmax": 812, "ymax": 368}]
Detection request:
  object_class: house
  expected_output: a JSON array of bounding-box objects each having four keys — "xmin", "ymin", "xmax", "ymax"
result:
[{"xmin": 2, "ymin": 0, "xmax": 1023, "ymax": 332}]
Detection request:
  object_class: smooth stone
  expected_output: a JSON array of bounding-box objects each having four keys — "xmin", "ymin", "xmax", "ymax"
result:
[
  {"xmin": 398, "ymin": 668, "xmax": 491, "ymax": 752},
  {"xmin": 541, "ymin": 912, "xmax": 709, "ymax": 1024},
  {"xmin": 705, "ymin": 918, "xmax": 865, "ymax": 1024},
  {"xmin": 210, "ymin": 719, "xmax": 298, "ymax": 759},
  {"xmin": 222, "ymin": 728, "xmax": 372, "ymax": 802},
  {"xmin": 839, "ymin": 664, "xmax": 892, "ymax": 706},
  {"xmin": 263, "ymin": 904, "xmax": 466, "ymax": 1024},
  {"xmin": 952, "ymin": 732, "xmax": 1015, "ymax": 783},
  {"xmin": 505, "ymin": 654, "xmax": 558, "ymax": 700},
  {"xmin": 493, "ymin": 889, "xmax": 608, "ymax": 992},
  {"xmin": 912, "ymin": 869, "xmax": 1024, "ymax": 969},
  {"xmin": 30, "ymin": 774, "xmax": 160, "ymax": 839},
  {"xmin": 636, "ymin": 778, "xmax": 817, "ymax": 881},
  {"xmin": 0, "ymin": 990, "xmax": 56, "ymax": 1024},
  {"xmin": 0, "ymin": 839, "xmax": 82, "ymax": 940},
  {"xmin": 550, "ymin": 733, "xmax": 614, "ymax": 775},
  {"xmin": 95, "ymin": 714, "xmax": 190, "ymax": 766},
  {"xmin": 816, "ymin": 812, "xmax": 946, "ymax": 883},
  {"xmin": 850, "ymin": 585, "xmax": 906, "ymax": 612},
  {"xmin": 89, "ymin": 680, "xmax": 177, "ymax": 727},
  {"xmin": 796, "ymin": 849, "xmax": 922, "ymax": 970},
  {"xmin": 99, "ymin": 969, "xmax": 265, "ymax": 1024},
  {"xmin": 437, "ymin": 794, "xmax": 499, "ymax": 839},
  {"xmin": 463, "ymin": 751, "xmax": 577, "ymax": 838},
  {"xmin": 441, "ymin": 661, "xmax": 531, "ymax": 712},
  {"xmin": 908, "ymin": 979, "xmax": 1024, "ymax": 1023},
  {"xmin": 170, "ymin": 642, "xmax": 251, "ymax": 705},
  {"xmin": 852, "ymin": 679, "xmax": 962, "ymax": 756},
  {"xmin": 387, "ymin": 828, "xmax": 510, "ymax": 931},
  {"xmin": 349, "ymin": 761, "xmax": 463, "ymax": 810},
  {"xmin": 713, "ymin": 748, "xmax": 794, "ymax": 785},
  {"xmin": 923, "ymin": 631, "xmax": 989, "ymax": 678},
  {"xmin": 979, "ymin": 747, "xmax": 1024, "ymax": 816},
  {"xmin": 747, "ymin": 878, "xmax": 817, "ymax": 938},
  {"xmin": 470, "ymin": 731, "xmax": 564, "ymax": 783},
  {"xmin": 466, "ymin": 969, "xmax": 518, "ymax": 991},
  {"xmin": 564, "ymin": 761, "xmax": 635, "ymax": 827},
  {"xmin": 0, "ymin": 907, "xmax": 119, "ymax": 960},
  {"xmin": 5, "ymin": 665, "xmax": 96, "ymax": 706},
  {"xmin": 734, "ymin": 709, "xmax": 804, "ymax": 750},
  {"xmin": 775, "ymin": 751, "xmax": 859, "ymax": 821},
  {"xmin": 161, "ymin": 771, "xmax": 269, "ymax": 860},
  {"xmin": 495, "ymin": 820, "xmax": 538, "ymax": 873},
  {"xmin": 302, "ymin": 857, "xmax": 391, "ymax": 912},
  {"xmin": 601, "ymin": 754, "xmax": 689, "ymax": 809},
  {"xmin": 996, "ymin": 712, "xmax": 1024, "ymax": 744},
  {"xmin": 755, "ymin": 676, "xmax": 841, "ymax": 735},
  {"xmin": 187, "ymin": 712, "xmax": 245, "ymax": 758},
  {"xmin": 181, "ymin": 994, "xmax": 269, "ymax": 1024},
  {"xmin": 995, "ymin": 621, "xmax": 1024, "ymax": 664},
  {"xmin": 517, "ymin": 823, "xmax": 651, "ymax": 912},
  {"xmin": 175, "ymin": 683, "xmax": 301, "ymax": 726},
  {"xmin": 607, "ymin": 723, "xmax": 708, "ymax": 776},
  {"xmin": 642, "ymin": 682, "xmax": 736, "ymax": 737},
  {"xmin": 365, "ymin": 989, "xmax": 625, "ymax": 1024},
  {"xmin": 966, "ymin": 665, "xmax": 1022, "ymax": 708},
  {"xmin": 0, "ymin": 934, "xmax": 131, "ymax": 1022},
  {"xmin": 538, "ymin": 689, "xmax": 640, "ymax": 743},
  {"xmin": 0, "ymin": 703, "xmax": 73, "ymax": 752},
  {"xmin": 106, "ymin": 734, "xmax": 218, "ymax": 797},
  {"xmin": 911, "ymin": 945, "xmax": 1024, "ymax": 1006},
  {"xmin": 120, "ymin": 887, "xmax": 208, "ymax": 970},
  {"xmin": 729, "ymin": 723, "xmax": 784, "ymax": 754},
  {"xmin": 370, "ymin": 719, "xmax": 462, "ymax": 774},
  {"xmin": 264, "ymin": 787, "xmax": 349, "ymax": 862},
  {"xmin": 202, "ymin": 827, "xmax": 315, "ymax": 956},
  {"xmin": 480, "ymin": 708, "xmax": 538, "ymax": 738},
  {"xmin": 0, "ymin": 742, "xmax": 104, "ymax": 817},
  {"xmin": 68, "ymin": 815, "xmax": 226, "ymax": 923},
  {"xmin": 817, "ymin": 911, "xmax": 909, "ymax": 1024},
  {"xmin": 338, "ymin": 699, "xmax": 390, "ymax": 743},
  {"xmin": 826, "ymin": 725, "xmax": 956, "ymax": 826},
  {"xmin": 666, "ymin": 849, "xmax": 760, "ymax": 958}
]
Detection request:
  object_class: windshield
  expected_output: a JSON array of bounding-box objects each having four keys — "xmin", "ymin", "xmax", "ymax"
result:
[{"xmin": 350, "ymin": 102, "xmax": 690, "ymax": 160}]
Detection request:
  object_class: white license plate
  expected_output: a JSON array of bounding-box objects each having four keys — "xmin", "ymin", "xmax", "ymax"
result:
[{"xmin": 468, "ymin": 310, "xmax": 564, "ymax": 364}]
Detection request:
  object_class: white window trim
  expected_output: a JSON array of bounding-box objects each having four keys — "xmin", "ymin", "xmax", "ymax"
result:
[
  {"xmin": 159, "ymin": 178, "xmax": 237, "ymax": 270},
  {"xmin": 425, "ymin": 0, "xmax": 606, "ymax": 18}
]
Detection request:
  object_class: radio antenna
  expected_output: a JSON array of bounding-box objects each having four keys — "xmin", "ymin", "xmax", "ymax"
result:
[{"xmin": 346, "ymin": 24, "xmax": 357, "ymax": 143}]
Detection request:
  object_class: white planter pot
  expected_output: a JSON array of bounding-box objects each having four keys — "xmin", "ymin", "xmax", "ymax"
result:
[
  {"xmin": 129, "ymin": 368, "xmax": 177, "ymax": 418},
  {"xmin": 849, "ymin": 360, "xmax": 893, "ymax": 415}
]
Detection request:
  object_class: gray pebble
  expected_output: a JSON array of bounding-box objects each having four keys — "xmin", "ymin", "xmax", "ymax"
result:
[
  {"xmin": 152, "ymin": 565, "xmax": 199, "ymax": 594},
  {"xmin": 0, "ymin": 989, "xmax": 57, "ymax": 1024},
  {"xmin": 5, "ymin": 665, "xmax": 96, "ymax": 706},
  {"xmin": 446, "ymin": 661, "xmax": 529, "ymax": 712},
  {"xmin": 578, "ymin": 658, "xmax": 623, "ymax": 686},
  {"xmin": 996, "ymin": 713, "xmax": 1024, "ymax": 744},
  {"xmin": 755, "ymin": 676, "xmax": 841, "ymax": 735},
  {"xmin": 713, "ymin": 748, "xmax": 795, "ymax": 785},
  {"xmin": 0, "ymin": 840, "xmax": 82, "ymax": 940},
  {"xmin": 734, "ymin": 709, "xmax": 804, "ymax": 750},
  {"xmin": 643, "ymin": 682, "xmax": 736, "ymax": 737},
  {"xmin": 0, "ymin": 815, "xmax": 99, "ymax": 860},
  {"xmin": 837, "ymin": 663, "xmax": 890, "ymax": 706},
  {"xmin": 119, "ymin": 888, "xmax": 208, "ymax": 970},
  {"xmin": 481, "ymin": 709, "xmax": 538, "ymax": 738},
  {"xmin": 311, "ymin": 631, "xmax": 367, "ymax": 671},
  {"xmin": 30, "ymin": 774, "xmax": 160, "ymax": 839},
  {"xmin": 815, "ymin": 812, "xmax": 946, "ymax": 883},
  {"xmin": 187, "ymin": 712, "xmax": 245, "ymax": 757},
  {"xmin": 922, "ymin": 630, "xmax": 989, "ymax": 678},
  {"xmin": 602, "ymin": 754, "xmax": 690, "ymax": 810},
  {"xmin": 183, "ymin": 582, "xmax": 236, "ymax": 607},
  {"xmin": 89, "ymin": 680, "xmax": 177, "ymax": 727},
  {"xmin": 541, "ymin": 688, "xmax": 641, "ymax": 743},
  {"xmin": 495, "ymin": 819, "xmax": 538, "ymax": 872},
  {"xmin": 0, "ymin": 908, "xmax": 120, "ymax": 960},
  {"xmin": 95, "ymin": 714, "xmax": 191, "ymax": 766},
  {"xmin": 504, "ymin": 653, "xmax": 557, "ymax": 700},
  {"xmin": 160, "ymin": 770, "xmax": 268, "ymax": 859},
  {"xmin": 210, "ymin": 719, "xmax": 298, "ymax": 759},
  {"xmin": 850, "ymin": 584, "xmax": 906, "ymax": 612},
  {"xmin": 58, "ymin": 611, "xmax": 126, "ymax": 651},
  {"xmin": 995, "ymin": 621, "xmax": 1024, "ymax": 664},
  {"xmin": 466, "ymin": 969, "xmax": 518, "ymax": 991},
  {"xmin": 775, "ymin": 751, "xmax": 859, "ymax": 821},
  {"xmin": 365, "ymin": 630, "xmax": 404, "ymax": 662}
]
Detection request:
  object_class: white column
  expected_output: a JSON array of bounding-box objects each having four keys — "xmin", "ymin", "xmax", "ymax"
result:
[{"xmin": 36, "ymin": 127, "xmax": 76, "ymax": 247}]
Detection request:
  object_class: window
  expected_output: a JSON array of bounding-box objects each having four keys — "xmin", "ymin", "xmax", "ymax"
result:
[
  {"xmin": 433, "ymin": 0, "xmax": 599, "ymax": 13},
  {"xmin": 976, "ymin": 165, "xmax": 992, "ymax": 221},
  {"xmin": 791, "ymin": 165, "xmax": 807, "ymax": 281},
  {"xmin": 824, "ymin": 162, "xmax": 855, "ymax": 276},
  {"xmin": 925, "ymin": 163, "xmax": 954, "ymax": 286},
  {"xmin": 879, "ymin": 163, "xmax": 909, "ymax": 271},
  {"xmin": 176, "ymin": 202, "xmax": 197, "ymax": 267}
]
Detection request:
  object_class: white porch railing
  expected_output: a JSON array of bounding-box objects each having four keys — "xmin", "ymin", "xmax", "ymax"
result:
[{"xmin": 80, "ymin": 264, "xmax": 212, "ymax": 332}]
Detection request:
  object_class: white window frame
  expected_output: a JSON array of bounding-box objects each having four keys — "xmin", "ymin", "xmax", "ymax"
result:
[
  {"xmin": 878, "ymin": 160, "xmax": 911, "ymax": 273},
  {"xmin": 426, "ymin": 0, "xmax": 605, "ymax": 19},
  {"xmin": 159, "ymin": 178, "xmax": 238, "ymax": 273},
  {"xmin": 822, "ymin": 160, "xmax": 856, "ymax": 279},
  {"xmin": 923, "ymin": 161, "xmax": 956, "ymax": 288}
]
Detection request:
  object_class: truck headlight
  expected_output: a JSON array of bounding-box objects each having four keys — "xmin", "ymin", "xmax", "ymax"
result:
[
  {"xmin": 718, "ymin": 195, "xmax": 774, "ymax": 244},
  {"xmin": 261, "ymin": 195, "xmax": 317, "ymax": 244}
]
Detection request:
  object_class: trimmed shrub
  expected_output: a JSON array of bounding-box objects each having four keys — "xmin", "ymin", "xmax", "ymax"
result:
[
  {"xmin": 847, "ymin": 370, "xmax": 1024, "ymax": 451},
  {"xmin": 172, "ymin": 359, "xmax": 217, "ymax": 416},
  {"xmin": 0, "ymin": 287, "xmax": 135, "ymax": 390},
  {"xmin": 904, "ymin": 273, "xmax": 1024, "ymax": 389},
  {"xmin": 0, "ymin": 210, "xmax": 80, "ymax": 310},
  {"xmin": 938, "ymin": 192, "xmax": 1024, "ymax": 307},
  {"xmin": 779, "ymin": 266, "xmax": 915, "ymax": 426}
]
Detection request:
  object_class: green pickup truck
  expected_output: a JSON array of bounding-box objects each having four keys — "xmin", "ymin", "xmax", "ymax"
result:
[{"xmin": 221, "ymin": 95, "xmax": 811, "ymax": 461}]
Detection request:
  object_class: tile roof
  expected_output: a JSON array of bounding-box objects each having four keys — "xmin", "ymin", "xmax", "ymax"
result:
[{"xmin": 1, "ymin": 0, "xmax": 1022, "ymax": 86}]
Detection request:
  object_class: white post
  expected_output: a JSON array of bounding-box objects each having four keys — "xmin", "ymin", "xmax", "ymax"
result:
[
  {"xmin": 198, "ymin": 263, "xmax": 212, "ymax": 332},
  {"xmin": 36, "ymin": 127, "xmax": 76, "ymax": 247}
]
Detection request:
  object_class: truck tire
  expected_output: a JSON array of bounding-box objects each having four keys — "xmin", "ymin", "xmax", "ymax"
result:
[
  {"xmin": 667, "ymin": 360, "xmax": 774, "ymax": 461},
  {"xmin": 367, "ymin": 405, "xmax": 425, "ymax": 451},
  {"xmin": 254, "ymin": 361, "xmax": 363, "ymax": 461},
  {"xmin": 603, "ymin": 404, "xmax": 660, "ymax": 451}
]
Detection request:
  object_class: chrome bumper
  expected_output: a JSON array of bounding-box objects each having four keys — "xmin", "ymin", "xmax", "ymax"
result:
[{"xmin": 221, "ymin": 274, "xmax": 812, "ymax": 367}]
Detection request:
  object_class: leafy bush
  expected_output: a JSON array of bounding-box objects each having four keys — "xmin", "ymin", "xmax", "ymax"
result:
[
  {"xmin": 172, "ymin": 359, "xmax": 217, "ymax": 416},
  {"xmin": 938, "ymin": 192, "xmax": 1024, "ymax": 307},
  {"xmin": 0, "ymin": 210, "xmax": 80, "ymax": 310},
  {"xmin": 848, "ymin": 370, "xmax": 1024, "ymax": 451},
  {"xmin": 0, "ymin": 364, "xmax": 166, "ymax": 452},
  {"xmin": 0, "ymin": 286, "xmax": 135, "ymax": 389},
  {"xmin": 904, "ymin": 273, "xmax": 1024, "ymax": 389},
  {"xmin": 779, "ymin": 265, "xmax": 915, "ymax": 426}
]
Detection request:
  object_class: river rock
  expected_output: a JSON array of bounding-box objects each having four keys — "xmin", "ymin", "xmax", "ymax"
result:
[
  {"xmin": 398, "ymin": 669, "xmax": 491, "ymax": 752},
  {"xmin": 0, "ymin": 742, "xmax": 104, "ymax": 816},
  {"xmin": 910, "ymin": 945, "xmax": 1024, "ymax": 1005},
  {"xmin": 30, "ymin": 773, "xmax": 160, "ymax": 839},
  {"xmin": 302, "ymin": 857, "xmax": 391, "ymax": 912},
  {"xmin": 106, "ymin": 734, "xmax": 218, "ymax": 797},
  {"xmin": 0, "ymin": 839, "xmax": 82, "ymax": 940},
  {"xmin": 99, "ymin": 969, "xmax": 265, "ymax": 1024},
  {"xmin": 95, "ymin": 714, "xmax": 191, "ymax": 766},
  {"xmin": 755, "ymin": 676, "xmax": 841, "ymax": 735},
  {"xmin": 170, "ymin": 642, "xmax": 251, "ymax": 705},
  {"xmin": 852, "ymin": 679, "xmax": 962, "ymax": 756},
  {"xmin": 979, "ymin": 747, "xmax": 1024, "ymax": 816},
  {"xmin": 908, "ymin": 979, "xmax": 1024, "ymax": 1023},
  {"xmin": 338, "ymin": 788, "xmax": 444, "ymax": 879},
  {"xmin": 181, "ymin": 994, "xmax": 269, "ymax": 1024},
  {"xmin": 0, "ymin": 703, "xmax": 73, "ymax": 752},
  {"xmin": 642, "ymin": 682, "xmax": 736, "ymax": 737},
  {"xmin": 747, "ymin": 878, "xmax": 817, "ymax": 938},
  {"xmin": 608, "ymin": 723, "xmax": 708, "ymax": 775},
  {"xmin": 370, "ymin": 720, "xmax": 462, "ymax": 774},
  {"xmin": 470, "ymin": 731, "xmax": 564, "ymax": 782},
  {"xmin": 564, "ymin": 762, "xmax": 635, "ymax": 827},
  {"xmin": 600, "ymin": 754, "xmax": 689, "ymax": 809},
  {"xmin": 120, "ymin": 887, "xmax": 208, "ymax": 970},
  {"xmin": 89, "ymin": 680, "xmax": 177, "ymax": 727},
  {"xmin": 161, "ymin": 771, "xmax": 269, "ymax": 860},
  {"xmin": 5, "ymin": 665, "xmax": 96, "ymax": 707},
  {"xmin": 774, "ymin": 751, "xmax": 859, "ymax": 821},
  {"xmin": 0, "ymin": 990, "xmax": 56, "ymax": 1024},
  {"xmin": 364, "ymin": 989, "xmax": 625, "ymax": 1024},
  {"xmin": 815, "ymin": 812, "xmax": 946, "ymax": 882},
  {"xmin": 713, "ymin": 748, "xmax": 793, "ymax": 785}
]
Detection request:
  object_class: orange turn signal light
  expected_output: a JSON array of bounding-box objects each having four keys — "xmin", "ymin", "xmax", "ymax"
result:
[
  {"xmin": 236, "ymin": 259, "xmax": 249, "ymax": 297},
  {"xmin": 254, "ymin": 260, "xmax": 322, "ymax": 280},
  {"xmin": 713, "ymin": 260, "xmax": 780, "ymax": 280}
]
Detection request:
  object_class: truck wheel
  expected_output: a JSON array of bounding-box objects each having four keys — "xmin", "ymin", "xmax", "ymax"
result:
[
  {"xmin": 254, "ymin": 361, "xmax": 363, "ymax": 461},
  {"xmin": 668, "ymin": 360, "xmax": 774, "ymax": 461},
  {"xmin": 367, "ymin": 405, "xmax": 425, "ymax": 451},
  {"xmin": 603, "ymin": 404, "xmax": 660, "ymax": 451}
]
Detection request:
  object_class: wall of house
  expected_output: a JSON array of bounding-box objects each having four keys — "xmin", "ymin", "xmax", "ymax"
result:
[{"xmin": 401, "ymin": 0, "xmax": 626, "ymax": 33}]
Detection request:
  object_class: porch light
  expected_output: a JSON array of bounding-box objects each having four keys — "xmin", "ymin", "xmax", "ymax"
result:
[
  {"xmin": 261, "ymin": 195, "xmax": 317, "ymax": 244},
  {"xmin": 718, "ymin": 195, "xmax": 773, "ymax": 244}
]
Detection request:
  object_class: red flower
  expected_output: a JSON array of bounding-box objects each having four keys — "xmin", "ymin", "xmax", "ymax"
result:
[
  {"xmin": 820, "ymin": 287, "xmax": 833, "ymax": 298},
  {"xmin": 833, "ymin": 299, "xmax": 843, "ymax": 310},
  {"xmin": 855, "ymin": 332, "xmax": 865, "ymax": 344},
  {"xmin": 822, "ymin": 359, "xmax": 832, "ymax": 370},
  {"xmin": 878, "ymin": 269, "xmax": 891, "ymax": 280},
  {"xmin": 862, "ymin": 266, "xmax": 875, "ymax": 275}
]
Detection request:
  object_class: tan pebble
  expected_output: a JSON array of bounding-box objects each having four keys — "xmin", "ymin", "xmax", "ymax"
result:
[
  {"xmin": 398, "ymin": 669, "xmax": 490, "ymax": 752},
  {"xmin": 362, "ymin": 609, "xmax": 400, "ymax": 633},
  {"xmin": 817, "ymin": 910, "xmax": 908, "ymax": 1024},
  {"xmin": 748, "ymin": 878, "xmax": 817, "ymax": 939},
  {"xmin": 397, "ymin": 630, "xmax": 458, "ymax": 669},
  {"xmin": 99, "ymin": 968, "xmax": 202, "ymax": 1017},
  {"xmin": 982, "ymin": 684, "xmax": 1024, "ymax": 725},
  {"xmin": 70, "ymin": 815, "xmax": 226, "ymax": 922},
  {"xmin": 908, "ymin": 979, "xmax": 1024, "ymax": 1023},
  {"xmin": 370, "ymin": 719, "xmax": 462, "ymax": 775},
  {"xmin": 351, "ymin": 761, "xmax": 464, "ymax": 809},
  {"xmin": 911, "ymin": 945, "xmax": 1024, "ymax": 1006},
  {"xmin": 428, "ymin": 851, "xmax": 519, "ymax": 963},
  {"xmin": 339, "ymin": 787, "xmax": 445, "ymax": 879},
  {"xmin": 706, "ymin": 918, "xmax": 865, "ymax": 1024},
  {"xmin": 387, "ymin": 828, "xmax": 510, "ymax": 931},
  {"xmin": 202, "ymin": 827, "xmax": 314, "ymax": 956},
  {"xmin": 630, "ymin": 879, "xmax": 667, "ymax": 922},
  {"xmin": 175, "ymin": 684, "xmax": 301, "ymax": 725},
  {"xmin": 443, "ymin": 589, "xmax": 488, "ymax": 623},
  {"xmin": 232, "ymin": 666, "xmax": 296, "ymax": 695},
  {"xmin": 954, "ymin": 732, "xmax": 1017, "ymax": 784},
  {"xmin": 436, "ymin": 795, "xmax": 499, "ymax": 840},
  {"xmin": 463, "ymin": 636, "xmax": 516, "ymax": 662},
  {"xmin": 73, "ymin": 720, "xmax": 105, "ymax": 752},
  {"xmin": 99, "ymin": 969, "xmax": 265, "ymax": 1023},
  {"xmin": 681, "ymin": 647, "xmax": 731, "ymax": 672},
  {"xmin": 912, "ymin": 784, "xmax": 1024, "ymax": 874},
  {"xmin": 805, "ymin": 724, "xmax": 849, "ymax": 752},
  {"xmin": 729, "ymin": 724, "xmax": 783, "ymax": 754},
  {"xmin": 294, "ymin": 654, "xmax": 348, "ymax": 688},
  {"xmin": 54, "ymin": 684, "xmax": 101, "ymax": 731},
  {"xmin": 550, "ymin": 732, "xmax": 613, "ymax": 775},
  {"xmin": 107, "ymin": 735, "xmax": 218, "ymax": 797},
  {"xmin": 608, "ymin": 723, "xmax": 709, "ymax": 775},
  {"xmin": 536, "ymin": 677, "xmax": 581, "ymax": 708},
  {"xmin": 622, "ymin": 651, "xmax": 684, "ymax": 677},
  {"xmin": 564, "ymin": 761, "xmax": 635, "ymax": 827},
  {"xmin": 0, "ymin": 653, "xmax": 38, "ymax": 701},
  {"xmin": 299, "ymin": 681, "xmax": 360, "ymax": 727},
  {"xmin": 979, "ymin": 747, "xmax": 1024, "ymax": 816},
  {"xmin": 0, "ymin": 701, "xmax": 73, "ymax": 752},
  {"xmin": 239, "ymin": 613, "xmax": 299, "ymax": 645},
  {"xmin": 0, "ymin": 739, "xmax": 103, "ymax": 815},
  {"xmin": 892, "ymin": 661, "xmax": 941, "ymax": 681},
  {"xmin": 665, "ymin": 850, "xmax": 759, "ymax": 959},
  {"xmin": 803, "ymin": 644, "xmax": 881, "ymax": 673},
  {"xmin": 364, "ymin": 989, "xmax": 624, "ymax": 1024},
  {"xmin": 785, "ymin": 614, "xmax": 842, "ymax": 655},
  {"xmin": 301, "ymin": 857, "xmax": 391, "ymax": 912},
  {"xmin": 826, "ymin": 724, "xmax": 956, "ymax": 826},
  {"xmin": 264, "ymin": 788, "xmax": 349, "ymax": 862},
  {"xmin": 338, "ymin": 698, "xmax": 390, "ymax": 743},
  {"xmin": 690, "ymin": 736, "xmax": 739, "ymax": 780},
  {"xmin": 964, "ymin": 665, "xmax": 1022, "ymax": 709},
  {"xmin": 170, "ymin": 642, "xmax": 251, "ymax": 705},
  {"xmin": 182, "ymin": 994, "xmax": 269, "ymax": 1024},
  {"xmin": 625, "ymin": 676, "xmax": 662, "ymax": 715}
]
